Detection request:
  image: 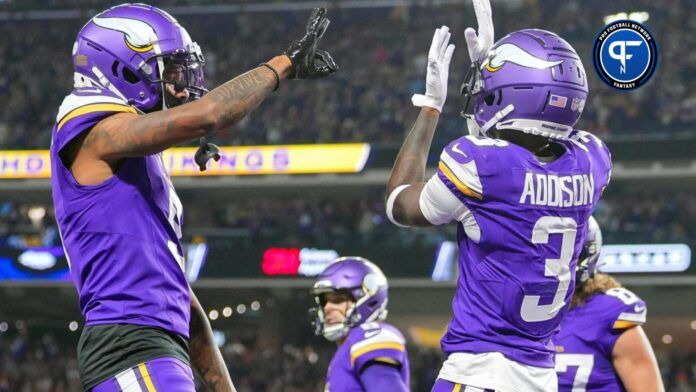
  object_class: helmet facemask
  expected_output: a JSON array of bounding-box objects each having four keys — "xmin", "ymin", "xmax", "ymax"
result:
[
  {"xmin": 459, "ymin": 59, "xmax": 515, "ymax": 138},
  {"xmin": 310, "ymin": 288, "xmax": 355, "ymax": 342},
  {"xmin": 576, "ymin": 217, "xmax": 603, "ymax": 286},
  {"xmin": 310, "ymin": 283, "xmax": 389, "ymax": 342},
  {"xmin": 140, "ymin": 45, "xmax": 207, "ymax": 109},
  {"xmin": 460, "ymin": 60, "xmax": 486, "ymax": 136}
]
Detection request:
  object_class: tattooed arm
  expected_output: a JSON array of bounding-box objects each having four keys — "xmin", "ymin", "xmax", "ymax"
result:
[
  {"xmin": 190, "ymin": 289, "xmax": 235, "ymax": 392},
  {"xmin": 385, "ymin": 107, "xmax": 440, "ymax": 226},
  {"xmin": 83, "ymin": 56, "xmax": 291, "ymax": 160}
]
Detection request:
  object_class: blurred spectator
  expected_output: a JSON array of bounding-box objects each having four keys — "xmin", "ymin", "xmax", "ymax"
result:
[
  {"xmin": 2, "ymin": 190, "xmax": 694, "ymax": 252},
  {"xmin": 0, "ymin": 328, "xmax": 695, "ymax": 391},
  {"xmin": 0, "ymin": 0, "xmax": 694, "ymax": 151}
]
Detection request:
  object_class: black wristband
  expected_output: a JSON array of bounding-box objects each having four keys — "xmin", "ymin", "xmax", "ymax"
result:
[{"xmin": 259, "ymin": 63, "xmax": 280, "ymax": 91}]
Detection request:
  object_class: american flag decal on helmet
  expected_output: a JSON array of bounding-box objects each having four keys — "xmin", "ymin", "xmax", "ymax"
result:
[{"xmin": 548, "ymin": 94, "xmax": 567, "ymax": 108}]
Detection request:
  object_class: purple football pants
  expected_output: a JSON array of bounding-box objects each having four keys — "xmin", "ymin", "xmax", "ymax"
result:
[
  {"xmin": 431, "ymin": 379, "xmax": 495, "ymax": 392},
  {"xmin": 91, "ymin": 357, "xmax": 194, "ymax": 392}
]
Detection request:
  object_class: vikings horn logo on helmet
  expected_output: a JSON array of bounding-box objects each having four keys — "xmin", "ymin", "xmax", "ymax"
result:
[
  {"xmin": 92, "ymin": 17, "xmax": 156, "ymax": 53},
  {"xmin": 484, "ymin": 43, "xmax": 563, "ymax": 72}
]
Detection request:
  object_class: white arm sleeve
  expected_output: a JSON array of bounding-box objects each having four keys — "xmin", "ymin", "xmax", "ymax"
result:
[
  {"xmin": 386, "ymin": 184, "xmax": 411, "ymax": 228},
  {"xmin": 419, "ymin": 174, "xmax": 481, "ymax": 242},
  {"xmin": 419, "ymin": 174, "xmax": 468, "ymax": 225}
]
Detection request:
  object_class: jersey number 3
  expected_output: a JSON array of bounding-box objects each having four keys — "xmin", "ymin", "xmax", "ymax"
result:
[{"xmin": 521, "ymin": 216, "xmax": 577, "ymax": 322}]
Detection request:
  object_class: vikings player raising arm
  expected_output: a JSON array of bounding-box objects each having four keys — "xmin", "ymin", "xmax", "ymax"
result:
[
  {"xmin": 51, "ymin": 4, "xmax": 336, "ymax": 392},
  {"xmin": 385, "ymin": 0, "xmax": 611, "ymax": 390},
  {"xmin": 554, "ymin": 217, "xmax": 664, "ymax": 392},
  {"xmin": 310, "ymin": 257, "xmax": 410, "ymax": 392}
]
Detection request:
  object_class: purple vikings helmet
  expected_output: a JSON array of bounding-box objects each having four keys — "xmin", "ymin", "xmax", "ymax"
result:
[
  {"xmin": 311, "ymin": 257, "xmax": 389, "ymax": 341},
  {"xmin": 462, "ymin": 29, "xmax": 588, "ymax": 140},
  {"xmin": 73, "ymin": 3, "xmax": 206, "ymax": 111},
  {"xmin": 576, "ymin": 216, "xmax": 603, "ymax": 284}
]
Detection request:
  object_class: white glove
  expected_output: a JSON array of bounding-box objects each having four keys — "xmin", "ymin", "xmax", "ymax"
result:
[
  {"xmin": 464, "ymin": 0, "xmax": 494, "ymax": 63},
  {"xmin": 411, "ymin": 26, "xmax": 456, "ymax": 113}
]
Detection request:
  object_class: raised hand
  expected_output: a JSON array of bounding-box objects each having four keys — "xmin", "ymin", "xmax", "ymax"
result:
[
  {"xmin": 464, "ymin": 0, "xmax": 494, "ymax": 63},
  {"xmin": 283, "ymin": 7, "xmax": 339, "ymax": 79},
  {"xmin": 411, "ymin": 26, "xmax": 456, "ymax": 113}
]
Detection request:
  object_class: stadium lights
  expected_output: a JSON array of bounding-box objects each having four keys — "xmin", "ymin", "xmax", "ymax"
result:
[
  {"xmin": 251, "ymin": 301, "xmax": 261, "ymax": 311},
  {"xmin": 69, "ymin": 321, "xmax": 79, "ymax": 332},
  {"xmin": 690, "ymin": 321, "xmax": 696, "ymax": 331},
  {"xmin": 213, "ymin": 330, "xmax": 225, "ymax": 348},
  {"xmin": 308, "ymin": 352, "xmax": 319, "ymax": 364},
  {"xmin": 237, "ymin": 304, "xmax": 247, "ymax": 314},
  {"xmin": 0, "ymin": 322, "xmax": 7, "ymax": 332},
  {"xmin": 598, "ymin": 244, "xmax": 691, "ymax": 273},
  {"xmin": 661, "ymin": 334, "xmax": 673, "ymax": 344},
  {"xmin": 27, "ymin": 206, "xmax": 46, "ymax": 224},
  {"xmin": 222, "ymin": 307, "xmax": 233, "ymax": 318},
  {"xmin": 208, "ymin": 309, "xmax": 219, "ymax": 321},
  {"xmin": 603, "ymin": 12, "xmax": 649, "ymax": 25}
]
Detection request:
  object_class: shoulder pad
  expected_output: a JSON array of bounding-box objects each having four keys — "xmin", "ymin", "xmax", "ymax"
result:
[
  {"xmin": 53, "ymin": 89, "xmax": 137, "ymax": 152},
  {"xmin": 601, "ymin": 288, "xmax": 647, "ymax": 330},
  {"xmin": 56, "ymin": 89, "xmax": 135, "ymax": 131},
  {"xmin": 568, "ymin": 131, "xmax": 612, "ymax": 168},
  {"xmin": 349, "ymin": 323, "xmax": 406, "ymax": 371},
  {"xmin": 437, "ymin": 135, "xmax": 509, "ymax": 201},
  {"xmin": 567, "ymin": 130, "xmax": 612, "ymax": 195}
]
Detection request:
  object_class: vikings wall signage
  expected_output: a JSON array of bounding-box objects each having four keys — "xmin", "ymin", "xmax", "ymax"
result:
[{"xmin": 0, "ymin": 144, "xmax": 371, "ymax": 179}]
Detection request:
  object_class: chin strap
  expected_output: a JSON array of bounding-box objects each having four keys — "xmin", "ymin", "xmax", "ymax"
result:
[
  {"xmin": 91, "ymin": 66, "xmax": 128, "ymax": 102},
  {"xmin": 496, "ymin": 118, "xmax": 573, "ymax": 140},
  {"xmin": 480, "ymin": 104, "xmax": 514, "ymax": 134}
]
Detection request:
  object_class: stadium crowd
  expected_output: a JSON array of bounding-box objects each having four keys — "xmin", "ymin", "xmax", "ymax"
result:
[
  {"xmin": 0, "ymin": 329, "xmax": 695, "ymax": 391},
  {"xmin": 2, "ymin": 190, "xmax": 694, "ymax": 250},
  {"xmin": 0, "ymin": 0, "xmax": 694, "ymax": 151}
]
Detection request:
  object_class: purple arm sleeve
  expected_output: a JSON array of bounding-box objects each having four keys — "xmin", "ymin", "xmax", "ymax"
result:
[{"xmin": 358, "ymin": 362, "xmax": 407, "ymax": 392}]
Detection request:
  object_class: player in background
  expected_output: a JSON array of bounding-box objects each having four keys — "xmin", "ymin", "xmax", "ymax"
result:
[
  {"xmin": 310, "ymin": 257, "xmax": 409, "ymax": 392},
  {"xmin": 384, "ymin": 0, "xmax": 611, "ymax": 390},
  {"xmin": 51, "ymin": 4, "xmax": 337, "ymax": 391},
  {"xmin": 554, "ymin": 217, "xmax": 664, "ymax": 392}
]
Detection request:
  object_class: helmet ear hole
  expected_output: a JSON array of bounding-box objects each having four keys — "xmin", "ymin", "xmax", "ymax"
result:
[
  {"xmin": 484, "ymin": 93, "xmax": 496, "ymax": 106},
  {"xmin": 122, "ymin": 67, "xmax": 141, "ymax": 84}
]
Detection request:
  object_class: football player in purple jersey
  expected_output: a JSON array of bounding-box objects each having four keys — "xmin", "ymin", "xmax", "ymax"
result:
[
  {"xmin": 310, "ymin": 257, "xmax": 409, "ymax": 392},
  {"xmin": 385, "ymin": 0, "xmax": 611, "ymax": 390},
  {"xmin": 554, "ymin": 217, "xmax": 664, "ymax": 392},
  {"xmin": 50, "ymin": 4, "xmax": 336, "ymax": 391}
]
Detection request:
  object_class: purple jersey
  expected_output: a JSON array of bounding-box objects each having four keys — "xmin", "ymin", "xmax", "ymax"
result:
[
  {"xmin": 554, "ymin": 289, "xmax": 647, "ymax": 391},
  {"xmin": 435, "ymin": 132, "xmax": 611, "ymax": 368},
  {"xmin": 50, "ymin": 87, "xmax": 190, "ymax": 338},
  {"xmin": 325, "ymin": 322, "xmax": 409, "ymax": 391}
]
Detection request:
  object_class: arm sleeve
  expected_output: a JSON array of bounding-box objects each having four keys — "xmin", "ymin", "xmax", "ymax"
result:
[
  {"xmin": 420, "ymin": 174, "xmax": 472, "ymax": 225},
  {"xmin": 420, "ymin": 173, "xmax": 481, "ymax": 242},
  {"xmin": 358, "ymin": 362, "xmax": 408, "ymax": 392}
]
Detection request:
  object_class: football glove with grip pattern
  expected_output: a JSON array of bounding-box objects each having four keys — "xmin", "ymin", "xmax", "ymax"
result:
[{"xmin": 284, "ymin": 7, "xmax": 338, "ymax": 79}]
